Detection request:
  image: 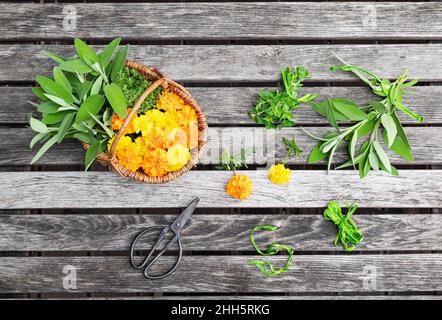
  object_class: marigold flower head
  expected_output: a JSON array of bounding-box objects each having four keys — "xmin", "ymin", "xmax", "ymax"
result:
[
  {"xmin": 157, "ymin": 90, "xmax": 186, "ymax": 113},
  {"xmin": 167, "ymin": 144, "xmax": 190, "ymax": 171},
  {"xmin": 142, "ymin": 148, "xmax": 170, "ymax": 177},
  {"xmin": 111, "ymin": 136, "xmax": 143, "ymax": 172},
  {"xmin": 111, "ymin": 108, "xmax": 135, "ymax": 133},
  {"xmin": 226, "ymin": 175, "xmax": 252, "ymax": 200},
  {"xmin": 268, "ymin": 164, "xmax": 292, "ymax": 184}
]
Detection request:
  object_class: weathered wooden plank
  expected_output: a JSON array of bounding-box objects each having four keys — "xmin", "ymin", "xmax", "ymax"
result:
[
  {"xmin": 2, "ymin": 44, "xmax": 442, "ymax": 82},
  {"xmin": 3, "ymin": 86, "xmax": 441, "ymax": 125},
  {"xmin": 0, "ymin": 214, "xmax": 440, "ymax": 251},
  {"xmin": 2, "ymin": 126, "xmax": 439, "ymax": 166},
  {"xmin": 105, "ymin": 295, "xmax": 442, "ymax": 300},
  {"xmin": 1, "ymin": 3, "xmax": 442, "ymax": 40},
  {"xmin": 0, "ymin": 170, "xmax": 440, "ymax": 209},
  {"xmin": 0, "ymin": 255, "xmax": 440, "ymax": 293}
]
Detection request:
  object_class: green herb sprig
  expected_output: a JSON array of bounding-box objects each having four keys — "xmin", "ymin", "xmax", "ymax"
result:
[
  {"xmin": 323, "ymin": 200, "xmax": 363, "ymax": 252},
  {"xmin": 248, "ymin": 225, "xmax": 295, "ymax": 277},
  {"xmin": 282, "ymin": 136, "xmax": 303, "ymax": 162},
  {"xmin": 306, "ymin": 56, "xmax": 422, "ymax": 178},
  {"xmin": 249, "ymin": 67, "xmax": 317, "ymax": 129},
  {"xmin": 217, "ymin": 147, "xmax": 256, "ymax": 172},
  {"xmin": 28, "ymin": 37, "xmax": 129, "ymax": 170}
]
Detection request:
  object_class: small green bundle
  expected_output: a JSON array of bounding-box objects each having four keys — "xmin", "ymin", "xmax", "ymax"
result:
[
  {"xmin": 114, "ymin": 65, "xmax": 162, "ymax": 113},
  {"xmin": 323, "ymin": 200, "xmax": 363, "ymax": 252},
  {"xmin": 248, "ymin": 225, "xmax": 295, "ymax": 277}
]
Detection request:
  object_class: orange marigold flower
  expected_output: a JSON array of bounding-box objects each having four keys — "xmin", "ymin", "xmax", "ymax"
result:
[
  {"xmin": 142, "ymin": 148, "xmax": 170, "ymax": 177},
  {"xmin": 157, "ymin": 90, "xmax": 187, "ymax": 113},
  {"xmin": 225, "ymin": 175, "xmax": 252, "ymax": 200},
  {"xmin": 112, "ymin": 136, "xmax": 143, "ymax": 172},
  {"xmin": 111, "ymin": 108, "xmax": 135, "ymax": 133},
  {"xmin": 165, "ymin": 128, "xmax": 188, "ymax": 149}
]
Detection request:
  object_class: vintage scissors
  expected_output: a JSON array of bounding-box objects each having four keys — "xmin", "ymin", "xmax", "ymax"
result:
[{"xmin": 130, "ymin": 197, "xmax": 199, "ymax": 280}]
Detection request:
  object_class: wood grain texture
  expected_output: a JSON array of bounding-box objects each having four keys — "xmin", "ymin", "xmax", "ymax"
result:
[
  {"xmin": 0, "ymin": 214, "xmax": 440, "ymax": 252},
  {"xmin": 0, "ymin": 254, "xmax": 440, "ymax": 293},
  {"xmin": 4, "ymin": 126, "xmax": 440, "ymax": 166},
  {"xmin": 1, "ymin": 3, "xmax": 442, "ymax": 40},
  {"xmin": 0, "ymin": 170, "xmax": 440, "ymax": 209},
  {"xmin": 4, "ymin": 86, "xmax": 442, "ymax": 125},
  {"xmin": 2, "ymin": 44, "xmax": 442, "ymax": 82}
]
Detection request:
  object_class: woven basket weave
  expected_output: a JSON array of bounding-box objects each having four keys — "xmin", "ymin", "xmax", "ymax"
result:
[{"xmin": 84, "ymin": 60, "xmax": 208, "ymax": 183}]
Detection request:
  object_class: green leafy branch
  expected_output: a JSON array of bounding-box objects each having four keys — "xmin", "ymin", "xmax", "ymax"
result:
[
  {"xmin": 306, "ymin": 56, "xmax": 422, "ymax": 178},
  {"xmin": 248, "ymin": 225, "xmax": 295, "ymax": 277},
  {"xmin": 249, "ymin": 67, "xmax": 317, "ymax": 129},
  {"xmin": 282, "ymin": 136, "xmax": 302, "ymax": 163},
  {"xmin": 29, "ymin": 37, "xmax": 130, "ymax": 170}
]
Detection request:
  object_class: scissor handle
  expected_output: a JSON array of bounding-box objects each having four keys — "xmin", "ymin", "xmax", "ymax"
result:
[{"xmin": 129, "ymin": 225, "xmax": 183, "ymax": 280}]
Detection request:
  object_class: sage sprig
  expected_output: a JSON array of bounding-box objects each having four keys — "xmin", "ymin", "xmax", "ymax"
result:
[
  {"xmin": 249, "ymin": 67, "xmax": 317, "ymax": 129},
  {"xmin": 29, "ymin": 37, "xmax": 129, "ymax": 169},
  {"xmin": 306, "ymin": 56, "xmax": 422, "ymax": 178},
  {"xmin": 323, "ymin": 200, "xmax": 363, "ymax": 252},
  {"xmin": 248, "ymin": 225, "xmax": 295, "ymax": 277}
]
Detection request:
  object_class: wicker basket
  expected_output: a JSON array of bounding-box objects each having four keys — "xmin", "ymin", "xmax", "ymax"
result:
[{"xmin": 84, "ymin": 60, "xmax": 208, "ymax": 183}]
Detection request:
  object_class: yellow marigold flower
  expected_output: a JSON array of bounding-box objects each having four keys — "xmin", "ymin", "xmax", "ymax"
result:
[
  {"xmin": 140, "ymin": 126, "xmax": 166, "ymax": 150},
  {"xmin": 268, "ymin": 164, "xmax": 292, "ymax": 184},
  {"xmin": 226, "ymin": 175, "xmax": 252, "ymax": 200},
  {"xmin": 157, "ymin": 90, "xmax": 186, "ymax": 113},
  {"xmin": 112, "ymin": 136, "xmax": 143, "ymax": 172},
  {"xmin": 167, "ymin": 144, "xmax": 190, "ymax": 171},
  {"xmin": 142, "ymin": 148, "xmax": 170, "ymax": 177}
]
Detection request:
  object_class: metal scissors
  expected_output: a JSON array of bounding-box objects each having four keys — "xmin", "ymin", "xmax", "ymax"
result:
[{"xmin": 129, "ymin": 197, "xmax": 199, "ymax": 280}]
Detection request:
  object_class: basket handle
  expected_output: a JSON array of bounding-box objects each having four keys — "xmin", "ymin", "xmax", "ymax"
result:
[{"xmin": 109, "ymin": 78, "xmax": 169, "ymax": 160}]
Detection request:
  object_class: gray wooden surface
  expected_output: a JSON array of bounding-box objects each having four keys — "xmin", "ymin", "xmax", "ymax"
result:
[
  {"xmin": 0, "ymin": 1, "xmax": 441, "ymax": 300},
  {"xmin": 1, "ymin": 170, "xmax": 441, "ymax": 209}
]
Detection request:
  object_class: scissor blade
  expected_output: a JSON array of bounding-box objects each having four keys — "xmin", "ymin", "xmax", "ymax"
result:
[{"xmin": 171, "ymin": 197, "xmax": 199, "ymax": 233}]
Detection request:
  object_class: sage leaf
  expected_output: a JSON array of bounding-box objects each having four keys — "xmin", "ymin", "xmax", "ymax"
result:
[
  {"xmin": 32, "ymin": 87, "xmax": 48, "ymax": 101},
  {"xmin": 43, "ymin": 94, "xmax": 72, "ymax": 108},
  {"xmin": 53, "ymin": 67, "xmax": 72, "ymax": 93},
  {"xmin": 74, "ymin": 38, "xmax": 99, "ymax": 65},
  {"xmin": 60, "ymin": 58, "xmax": 93, "ymax": 73},
  {"xmin": 30, "ymin": 135, "xmax": 58, "ymax": 164},
  {"xmin": 75, "ymin": 80, "xmax": 93, "ymax": 101},
  {"xmin": 76, "ymin": 94, "xmax": 105, "ymax": 123},
  {"xmin": 90, "ymin": 75, "xmax": 103, "ymax": 96},
  {"xmin": 382, "ymin": 130, "xmax": 413, "ymax": 161},
  {"xmin": 30, "ymin": 132, "xmax": 48, "ymax": 149},
  {"xmin": 369, "ymin": 101, "xmax": 387, "ymax": 114},
  {"xmin": 111, "ymin": 45, "xmax": 128, "ymax": 82},
  {"xmin": 57, "ymin": 112, "xmax": 75, "ymax": 143},
  {"xmin": 73, "ymin": 132, "xmax": 97, "ymax": 145},
  {"xmin": 380, "ymin": 113, "xmax": 397, "ymax": 147},
  {"xmin": 333, "ymin": 100, "xmax": 368, "ymax": 121},
  {"xmin": 42, "ymin": 111, "xmax": 73, "ymax": 125},
  {"xmin": 349, "ymin": 130, "xmax": 358, "ymax": 165},
  {"xmin": 36, "ymin": 75, "xmax": 74, "ymax": 104},
  {"xmin": 325, "ymin": 99, "xmax": 339, "ymax": 129},
  {"xmin": 29, "ymin": 115, "xmax": 48, "ymax": 133},
  {"xmin": 43, "ymin": 51, "xmax": 65, "ymax": 64},
  {"xmin": 104, "ymin": 83, "xmax": 127, "ymax": 118},
  {"xmin": 84, "ymin": 140, "xmax": 106, "ymax": 171},
  {"xmin": 100, "ymin": 37, "xmax": 121, "ymax": 68},
  {"xmin": 308, "ymin": 142, "xmax": 328, "ymax": 164},
  {"xmin": 373, "ymin": 140, "xmax": 391, "ymax": 173},
  {"xmin": 368, "ymin": 151, "xmax": 379, "ymax": 171}
]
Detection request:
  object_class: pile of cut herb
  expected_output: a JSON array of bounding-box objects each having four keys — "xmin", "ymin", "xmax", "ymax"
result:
[
  {"xmin": 306, "ymin": 55, "xmax": 423, "ymax": 178},
  {"xmin": 114, "ymin": 65, "xmax": 162, "ymax": 114},
  {"xmin": 249, "ymin": 67, "xmax": 317, "ymax": 129}
]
